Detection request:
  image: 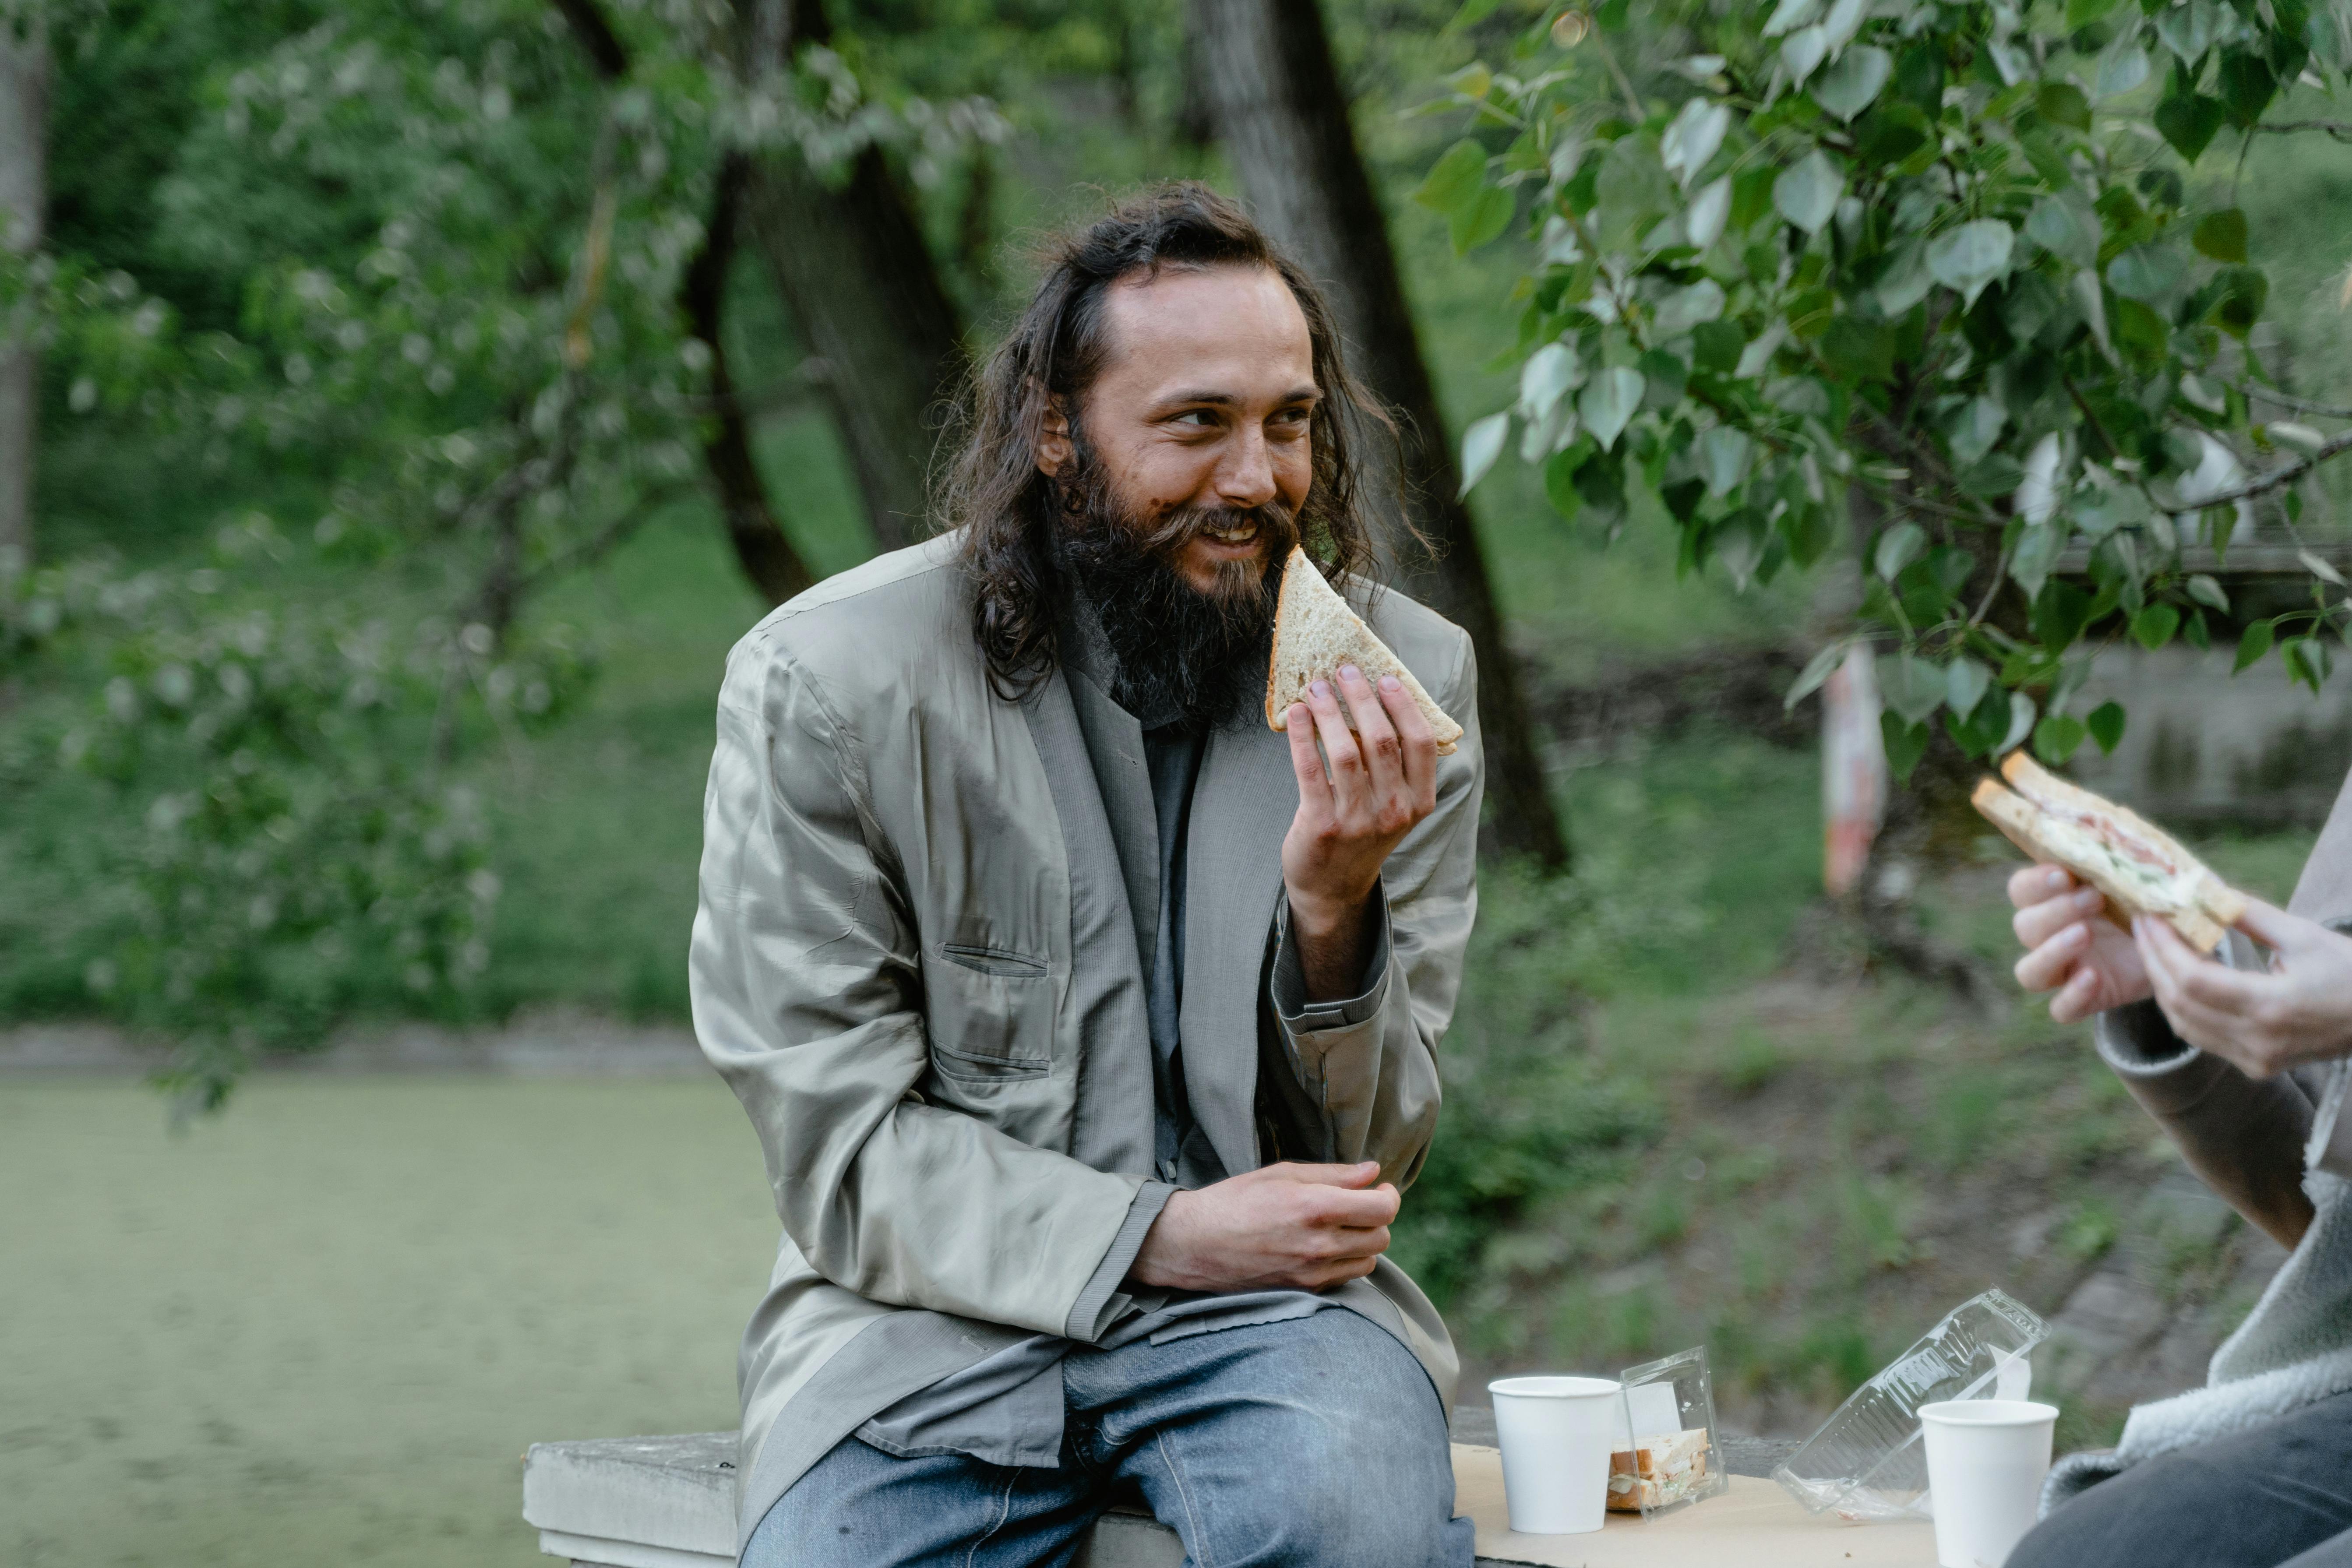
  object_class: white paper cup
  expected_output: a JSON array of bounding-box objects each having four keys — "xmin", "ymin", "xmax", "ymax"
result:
[
  {"xmin": 1919, "ymin": 1399, "xmax": 2059, "ymax": 1568},
  {"xmin": 1488, "ymin": 1376, "xmax": 1623, "ymax": 1534}
]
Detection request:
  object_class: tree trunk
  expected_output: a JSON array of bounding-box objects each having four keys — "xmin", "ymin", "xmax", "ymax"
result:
[
  {"xmin": 0, "ymin": 29, "xmax": 45, "ymax": 572},
  {"xmin": 1187, "ymin": 0, "xmax": 1569, "ymax": 870},
  {"xmin": 733, "ymin": 0, "xmax": 966, "ymax": 554},
  {"xmin": 682, "ymin": 152, "xmax": 814, "ymax": 605},
  {"xmin": 549, "ymin": 0, "xmax": 814, "ymax": 605}
]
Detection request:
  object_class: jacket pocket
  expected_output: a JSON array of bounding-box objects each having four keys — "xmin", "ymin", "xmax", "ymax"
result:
[{"xmin": 924, "ymin": 944, "xmax": 1054, "ymax": 1079}]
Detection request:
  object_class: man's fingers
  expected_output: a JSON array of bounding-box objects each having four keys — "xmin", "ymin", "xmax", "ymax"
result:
[
  {"xmin": 1334, "ymin": 664, "xmax": 1404, "ymax": 792},
  {"xmin": 1259, "ymin": 1160, "xmax": 1382, "ymax": 1188},
  {"xmin": 2013, "ymin": 887, "xmax": 2105, "ymax": 950},
  {"xmin": 2050, "ymin": 965, "xmax": 2103, "ymax": 1024},
  {"xmin": 1285, "ymin": 704, "xmax": 1329, "ymax": 800},
  {"xmin": 1301, "ymin": 679, "xmax": 1368, "ymax": 811},
  {"xmin": 2013, "ymin": 923, "xmax": 2089, "ymax": 993},
  {"xmin": 2009, "ymin": 863, "xmax": 2078, "ymax": 910},
  {"xmin": 2232, "ymin": 897, "xmax": 2302, "ymax": 952}
]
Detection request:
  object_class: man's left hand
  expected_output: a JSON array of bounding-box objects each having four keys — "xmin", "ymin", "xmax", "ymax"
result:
[
  {"xmin": 2135, "ymin": 899, "xmax": 2352, "ymax": 1078},
  {"xmin": 1282, "ymin": 664, "xmax": 1439, "ymax": 1001}
]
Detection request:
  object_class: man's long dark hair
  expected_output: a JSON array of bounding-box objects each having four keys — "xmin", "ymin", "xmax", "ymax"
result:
[{"xmin": 938, "ymin": 183, "xmax": 1397, "ymax": 700}]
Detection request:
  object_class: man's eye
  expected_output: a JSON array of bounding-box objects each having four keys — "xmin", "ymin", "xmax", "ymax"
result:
[{"xmin": 1174, "ymin": 410, "xmax": 1218, "ymax": 428}]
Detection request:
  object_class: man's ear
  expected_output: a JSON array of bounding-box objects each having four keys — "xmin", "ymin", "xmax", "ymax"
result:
[{"xmin": 1036, "ymin": 396, "xmax": 1073, "ymax": 479}]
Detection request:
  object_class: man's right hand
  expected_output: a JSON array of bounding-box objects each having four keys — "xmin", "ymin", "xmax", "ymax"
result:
[
  {"xmin": 2008, "ymin": 863, "xmax": 2152, "ymax": 1022},
  {"xmin": 1128, "ymin": 1161, "xmax": 1397, "ymax": 1293}
]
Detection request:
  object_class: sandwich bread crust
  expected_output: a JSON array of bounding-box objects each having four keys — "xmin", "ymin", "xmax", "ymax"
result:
[
  {"xmin": 1971, "ymin": 752, "xmax": 2246, "ymax": 952},
  {"xmin": 1264, "ymin": 546, "xmax": 1464, "ymax": 756}
]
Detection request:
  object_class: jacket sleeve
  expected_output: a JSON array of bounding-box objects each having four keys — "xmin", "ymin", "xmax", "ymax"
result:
[
  {"xmin": 1258, "ymin": 627, "xmax": 1484, "ymax": 1191},
  {"xmin": 2093, "ymin": 994, "xmax": 2316, "ymax": 1249},
  {"xmin": 689, "ymin": 632, "xmax": 1143, "ymax": 1335}
]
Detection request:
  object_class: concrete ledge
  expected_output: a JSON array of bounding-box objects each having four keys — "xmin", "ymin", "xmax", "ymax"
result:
[{"xmin": 524, "ymin": 1422, "xmax": 1805, "ymax": 1568}]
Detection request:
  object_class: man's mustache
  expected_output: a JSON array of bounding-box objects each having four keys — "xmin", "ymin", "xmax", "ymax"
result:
[{"xmin": 1132, "ymin": 500, "xmax": 1301, "ymax": 563}]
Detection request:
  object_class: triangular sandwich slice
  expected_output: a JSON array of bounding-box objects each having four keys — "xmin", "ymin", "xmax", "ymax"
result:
[
  {"xmin": 1971, "ymin": 750, "xmax": 2246, "ymax": 952},
  {"xmin": 1265, "ymin": 546, "xmax": 1463, "ymax": 757}
]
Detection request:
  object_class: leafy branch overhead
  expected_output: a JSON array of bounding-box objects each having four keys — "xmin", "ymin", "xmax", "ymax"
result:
[{"xmin": 1429, "ymin": 0, "xmax": 2352, "ymax": 779}]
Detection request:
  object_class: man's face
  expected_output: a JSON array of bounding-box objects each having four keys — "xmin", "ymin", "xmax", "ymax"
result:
[{"xmin": 1037, "ymin": 264, "xmax": 1319, "ymax": 595}]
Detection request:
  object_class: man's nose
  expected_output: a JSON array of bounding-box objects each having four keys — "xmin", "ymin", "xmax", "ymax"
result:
[{"xmin": 1216, "ymin": 426, "xmax": 1280, "ymax": 510}]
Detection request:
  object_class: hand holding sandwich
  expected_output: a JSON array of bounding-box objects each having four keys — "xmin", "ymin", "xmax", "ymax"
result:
[
  {"xmin": 2133, "ymin": 899, "xmax": 2352, "ymax": 1078},
  {"xmin": 2009, "ymin": 864, "xmax": 2153, "ymax": 1023},
  {"xmin": 1281, "ymin": 663, "xmax": 1439, "ymax": 1002}
]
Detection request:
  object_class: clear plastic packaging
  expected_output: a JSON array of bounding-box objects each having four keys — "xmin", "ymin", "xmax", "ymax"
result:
[
  {"xmin": 1772, "ymin": 1287, "xmax": 2049, "ymax": 1522},
  {"xmin": 1609, "ymin": 1346, "xmax": 1732, "ymax": 1520}
]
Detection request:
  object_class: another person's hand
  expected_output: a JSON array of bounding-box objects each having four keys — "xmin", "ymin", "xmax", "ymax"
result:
[
  {"xmin": 2135, "ymin": 899, "xmax": 2352, "ymax": 1078},
  {"xmin": 1281, "ymin": 665, "xmax": 1438, "ymax": 999},
  {"xmin": 2007, "ymin": 863, "xmax": 2151, "ymax": 1022},
  {"xmin": 1129, "ymin": 1161, "xmax": 1398, "ymax": 1293}
]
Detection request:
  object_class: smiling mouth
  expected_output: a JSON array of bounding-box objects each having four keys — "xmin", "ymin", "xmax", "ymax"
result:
[{"xmin": 1198, "ymin": 517, "xmax": 1261, "ymax": 547}]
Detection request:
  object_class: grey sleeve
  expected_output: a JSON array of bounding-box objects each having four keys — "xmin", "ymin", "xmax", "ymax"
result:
[
  {"xmin": 2093, "ymin": 995, "xmax": 2316, "ymax": 1248},
  {"xmin": 1270, "ymin": 892, "xmax": 1393, "ymax": 1032},
  {"xmin": 1062, "ymin": 1181, "xmax": 1178, "ymax": 1342}
]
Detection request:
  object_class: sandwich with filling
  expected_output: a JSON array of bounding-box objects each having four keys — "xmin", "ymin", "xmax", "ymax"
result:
[
  {"xmin": 1971, "ymin": 750, "xmax": 2246, "ymax": 952},
  {"xmin": 1264, "ymin": 545, "xmax": 1463, "ymax": 757}
]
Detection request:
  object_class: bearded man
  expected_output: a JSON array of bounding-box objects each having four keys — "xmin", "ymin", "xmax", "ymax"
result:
[{"xmin": 691, "ymin": 183, "xmax": 1484, "ymax": 1567}]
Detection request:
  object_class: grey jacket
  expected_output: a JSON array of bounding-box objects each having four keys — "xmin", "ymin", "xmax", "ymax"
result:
[
  {"xmin": 2094, "ymin": 768, "xmax": 2352, "ymax": 1246},
  {"xmin": 688, "ymin": 535, "xmax": 1483, "ymax": 1547}
]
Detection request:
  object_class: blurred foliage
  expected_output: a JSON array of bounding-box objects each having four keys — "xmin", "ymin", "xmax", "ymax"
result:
[{"xmin": 1435, "ymin": 0, "xmax": 2352, "ymax": 780}]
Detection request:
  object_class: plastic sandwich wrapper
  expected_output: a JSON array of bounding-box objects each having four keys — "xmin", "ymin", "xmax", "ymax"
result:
[
  {"xmin": 1609, "ymin": 1346, "xmax": 1733, "ymax": 1519},
  {"xmin": 1772, "ymin": 1287, "xmax": 2051, "ymax": 1522}
]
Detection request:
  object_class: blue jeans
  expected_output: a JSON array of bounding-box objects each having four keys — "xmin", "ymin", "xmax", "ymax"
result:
[
  {"xmin": 2010, "ymin": 1390, "xmax": 2352, "ymax": 1568},
  {"xmin": 742, "ymin": 1307, "xmax": 1474, "ymax": 1568}
]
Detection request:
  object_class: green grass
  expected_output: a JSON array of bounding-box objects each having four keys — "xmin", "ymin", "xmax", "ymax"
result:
[{"xmin": 0, "ymin": 1076, "xmax": 774, "ymax": 1568}]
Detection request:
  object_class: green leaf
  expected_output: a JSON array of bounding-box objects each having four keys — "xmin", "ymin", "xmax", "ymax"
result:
[
  {"xmin": 1785, "ymin": 640, "xmax": 1852, "ymax": 711},
  {"xmin": 1813, "ymin": 46, "xmax": 1894, "ymax": 120},
  {"xmin": 1661, "ymin": 99, "xmax": 1731, "ymax": 189},
  {"xmin": 2153, "ymin": 92, "xmax": 2228, "ymax": 160},
  {"xmin": 1415, "ymin": 140, "xmax": 1489, "ymax": 217},
  {"xmin": 1450, "ymin": 184, "xmax": 1515, "ymax": 252},
  {"xmin": 2000, "ymin": 692, "xmax": 2039, "ymax": 755},
  {"xmin": 2107, "ymin": 244, "xmax": 2190, "ymax": 303},
  {"xmin": 2184, "ymin": 608, "xmax": 2211, "ymax": 651},
  {"xmin": 2034, "ymin": 712, "xmax": 2089, "ymax": 765},
  {"xmin": 1577, "ymin": 366, "xmax": 1646, "ymax": 452},
  {"xmin": 1882, "ymin": 711, "xmax": 1931, "ymax": 781},
  {"xmin": 2010, "ymin": 521, "xmax": 2067, "ymax": 601},
  {"xmin": 2186, "ymin": 573, "xmax": 2229, "ymax": 612},
  {"xmin": 1459, "ymin": 412, "xmax": 1510, "ymax": 496},
  {"xmin": 1782, "ymin": 24, "xmax": 1831, "ymax": 85},
  {"xmin": 2037, "ymin": 81, "xmax": 2092, "ymax": 130},
  {"xmin": 2025, "ymin": 192, "xmax": 2100, "ymax": 270},
  {"xmin": 1637, "ymin": 349, "xmax": 1689, "ymax": 409},
  {"xmin": 2234, "ymin": 617, "xmax": 2275, "ymax": 671},
  {"xmin": 1652, "ymin": 278, "xmax": 1727, "ymax": 336},
  {"xmin": 1518, "ymin": 341, "xmax": 1583, "ymax": 422},
  {"xmin": 1773, "ymin": 151, "xmax": 1844, "ymax": 234},
  {"xmin": 1763, "ymin": 0, "xmax": 1823, "ymax": 37},
  {"xmin": 1875, "ymin": 521, "xmax": 1927, "ymax": 581},
  {"xmin": 1928, "ymin": 220, "xmax": 2016, "ymax": 308},
  {"xmin": 2212, "ymin": 265, "xmax": 2269, "ymax": 337},
  {"xmin": 2155, "ymin": 0, "xmax": 2218, "ymax": 63},
  {"xmin": 1691, "ymin": 319, "xmax": 1745, "ymax": 374},
  {"xmin": 2094, "ymin": 41, "xmax": 2152, "ymax": 100},
  {"xmin": 2218, "ymin": 49, "xmax": 2279, "ymax": 126},
  {"xmin": 2131, "ymin": 603, "xmax": 2181, "ymax": 649},
  {"xmin": 1685, "ymin": 176, "xmax": 1732, "ymax": 251},
  {"xmin": 2035, "ymin": 579, "xmax": 2096, "ymax": 651},
  {"xmin": 1874, "ymin": 237, "xmax": 1934, "ymax": 315},
  {"xmin": 1700, "ymin": 425, "xmax": 1753, "ymax": 497},
  {"xmin": 1820, "ymin": 314, "xmax": 1895, "ymax": 382},
  {"xmin": 2192, "ymin": 208, "xmax": 2250, "ymax": 263},
  {"xmin": 1878, "ymin": 651, "xmax": 1947, "ymax": 724},
  {"xmin": 1946, "ymin": 656, "xmax": 1992, "ymax": 716},
  {"xmin": 1542, "ymin": 443, "xmax": 1590, "ymax": 519},
  {"xmin": 2289, "ymin": 636, "xmax": 2332, "ymax": 691},
  {"xmin": 2087, "ymin": 700, "xmax": 2127, "ymax": 754},
  {"xmin": 2066, "ymin": 0, "xmax": 2124, "ymax": 28}
]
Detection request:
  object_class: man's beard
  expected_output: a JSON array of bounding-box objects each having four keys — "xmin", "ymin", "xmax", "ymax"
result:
[{"xmin": 1055, "ymin": 455, "xmax": 1298, "ymax": 732}]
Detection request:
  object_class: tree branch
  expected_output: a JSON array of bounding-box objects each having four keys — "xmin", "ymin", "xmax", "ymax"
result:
[
  {"xmin": 2255, "ymin": 119, "xmax": 2352, "ymax": 143},
  {"xmin": 2240, "ymin": 383, "xmax": 2352, "ymax": 420},
  {"xmin": 2178, "ymin": 428, "xmax": 2352, "ymax": 508}
]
